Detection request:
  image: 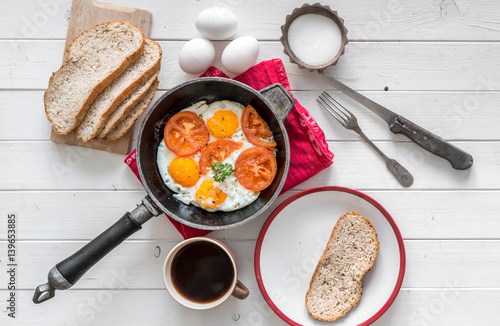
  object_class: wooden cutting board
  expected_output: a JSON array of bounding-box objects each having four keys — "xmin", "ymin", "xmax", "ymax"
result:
[{"xmin": 50, "ymin": 0, "xmax": 153, "ymax": 154}]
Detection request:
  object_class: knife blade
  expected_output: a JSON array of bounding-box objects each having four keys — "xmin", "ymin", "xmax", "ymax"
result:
[{"xmin": 320, "ymin": 73, "xmax": 473, "ymax": 170}]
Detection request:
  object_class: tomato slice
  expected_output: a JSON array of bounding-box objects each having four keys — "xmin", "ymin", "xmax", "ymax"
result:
[
  {"xmin": 199, "ymin": 139, "xmax": 243, "ymax": 174},
  {"xmin": 164, "ymin": 111, "xmax": 210, "ymax": 156},
  {"xmin": 241, "ymin": 105, "xmax": 277, "ymax": 148},
  {"xmin": 234, "ymin": 146, "xmax": 278, "ymax": 192}
]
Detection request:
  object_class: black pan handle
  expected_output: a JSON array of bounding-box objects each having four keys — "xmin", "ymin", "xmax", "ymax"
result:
[
  {"xmin": 390, "ymin": 116, "xmax": 473, "ymax": 170},
  {"xmin": 33, "ymin": 197, "xmax": 160, "ymax": 304},
  {"xmin": 56, "ymin": 212, "xmax": 141, "ymax": 285}
]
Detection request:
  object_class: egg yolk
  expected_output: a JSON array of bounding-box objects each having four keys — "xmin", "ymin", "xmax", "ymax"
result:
[
  {"xmin": 206, "ymin": 110, "xmax": 239, "ymax": 138},
  {"xmin": 195, "ymin": 180, "xmax": 227, "ymax": 209},
  {"xmin": 169, "ymin": 157, "xmax": 200, "ymax": 187}
]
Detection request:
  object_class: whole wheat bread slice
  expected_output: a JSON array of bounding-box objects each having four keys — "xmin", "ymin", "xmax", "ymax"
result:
[
  {"xmin": 305, "ymin": 211, "xmax": 379, "ymax": 322},
  {"xmin": 98, "ymin": 67, "xmax": 160, "ymax": 138},
  {"xmin": 101, "ymin": 78, "xmax": 159, "ymax": 141},
  {"xmin": 75, "ymin": 38, "xmax": 162, "ymax": 141},
  {"xmin": 44, "ymin": 21, "xmax": 145, "ymax": 135}
]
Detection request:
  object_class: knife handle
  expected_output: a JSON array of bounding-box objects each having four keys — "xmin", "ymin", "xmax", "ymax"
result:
[{"xmin": 390, "ymin": 116, "xmax": 473, "ymax": 170}]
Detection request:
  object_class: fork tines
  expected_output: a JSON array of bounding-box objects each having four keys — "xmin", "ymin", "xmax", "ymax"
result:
[{"xmin": 317, "ymin": 92, "xmax": 354, "ymax": 126}]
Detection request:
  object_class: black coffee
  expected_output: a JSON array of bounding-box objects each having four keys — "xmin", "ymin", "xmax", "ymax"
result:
[{"xmin": 171, "ymin": 241, "xmax": 234, "ymax": 303}]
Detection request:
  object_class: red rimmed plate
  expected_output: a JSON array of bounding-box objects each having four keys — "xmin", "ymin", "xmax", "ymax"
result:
[{"xmin": 255, "ymin": 186, "xmax": 405, "ymax": 325}]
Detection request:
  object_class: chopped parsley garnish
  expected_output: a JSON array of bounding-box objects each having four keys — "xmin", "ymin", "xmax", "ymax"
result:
[{"xmin": 212, "ymin": 162, "xmax": 235, "ymax": 182}]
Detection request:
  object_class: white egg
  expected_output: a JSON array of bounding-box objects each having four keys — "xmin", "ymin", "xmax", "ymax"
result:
[
  {"xmin": 221, "ymin": 36, "xmax": 260, "ymax": 74},
  {"xmin": 178, "ymin": 38, "xmax": 215, "ymax": 74},
  {"xmin": 195, "ymin": 7, "xmax": 238, "ymax": 40}
]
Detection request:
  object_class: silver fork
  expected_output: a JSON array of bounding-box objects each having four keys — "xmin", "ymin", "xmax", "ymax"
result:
[{"xmin": 318, "ymin": 92, "xmax": 414, "ymax": 187}]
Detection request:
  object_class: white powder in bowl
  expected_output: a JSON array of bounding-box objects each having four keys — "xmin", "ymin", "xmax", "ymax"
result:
[{"xmin": 287, "ymin": 13, "xmax": 343, "ymax": 66}]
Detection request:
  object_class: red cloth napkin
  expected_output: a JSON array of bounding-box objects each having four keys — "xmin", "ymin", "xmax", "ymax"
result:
[{"xmin": 125, "ymin": 59, "xmax": 334, "ymax": 239}]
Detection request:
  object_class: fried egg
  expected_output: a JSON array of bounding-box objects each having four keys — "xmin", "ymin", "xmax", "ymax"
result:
[
  {"xmin": 156, "ymin": 100, "xmax": 263, "ymax": 212},
  {"xmin": 189, "ymin": 100, "xmax": 247, "ymax": 143},
  {"xmin": 202, "ymin": 100, "xmax": 245, "ymax": 140}
]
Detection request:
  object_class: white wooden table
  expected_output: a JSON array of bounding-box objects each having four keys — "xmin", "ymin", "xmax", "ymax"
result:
[{"xmin": 2, "ymin": 0, "xmax": 500, "ymax": 325}]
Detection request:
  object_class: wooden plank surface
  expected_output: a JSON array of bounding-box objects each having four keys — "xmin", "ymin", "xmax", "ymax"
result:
[
  {"xmin": 0, "ymin": 289, "xmax": 497, "ymax": 325},
  {"xmin": 1, "ymin": 240, "xmax": 499, "ymax": 290},
  {"xmin": 3, "ymin": 0, "xmax": 500, "ymax": 41},
  {"xmin": 2, "ymin": 40, "xmax": 500, "ymax": 91},
  {"xmin": 1, "ymin": 141, "xmax": 497, "ymax": 190},
  {"xmin": 2, "ymin": 190, "xmax": 498, "ymax": 241},
  {"xmin": 1, "ymin": 90, "xmax": 499, "ymax": 141},
  {"xmin": 49, "ymin": 0, "xmax": 152, "ymax": 154}
]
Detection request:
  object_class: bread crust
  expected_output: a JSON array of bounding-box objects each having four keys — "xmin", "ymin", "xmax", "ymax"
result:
[
  {"xmin": 305, "ymin": 211, "xmax": 380, "ymax": 322},
  {"xmin": 98, "ymin": 69, "xmax": 160, "ymax": 139},
  {"xmin": 101, "ymin": 78, "xmax": 159, "ymax": 141},
  {"xmin": 74, "ymin": 38, "xmax": 162, "ymax": 141},
  {"xmin": 74, "ymin": 61, "xmax": 159, "ymax": 141},
  {"xmin": 44, "ymin": 21, "xmax": 145, "ymax": 135}
]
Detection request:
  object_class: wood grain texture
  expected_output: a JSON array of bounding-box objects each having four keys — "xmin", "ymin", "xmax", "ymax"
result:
[
  {"xmin": 49, "ymin": 0, "xmax": 153, "ymax": 154},
  {"xmin": 1, "ymin": 240, "xmax": 499, "ymax": 290},
  {"xmin": 3, "ymin": 0, "xmax": 500, "ymax": 41},
  {"xmin": 0, "ymin": 289, "xmax": 497, "ymax": 325},
  {"xmin": 2, "ymin": 190, "xmax": 498, "ymax": 241},
  {"xmin": 1, "ymin": 0, "xmax": 500, "ymax": 324},
  {"xmin": 2, "ymin": 40, "xmax": 500, "ymax": 91},
  {"xmin": 2, "ymin": 90, "xmax": 499, "ymax": 141},
  {"xmin": 1, "ymin": 141, "xmax": 497, "ymax": 190},
  {"xmin": 0, "ymin": 40, "xmax": 500, "ymax": 92}
]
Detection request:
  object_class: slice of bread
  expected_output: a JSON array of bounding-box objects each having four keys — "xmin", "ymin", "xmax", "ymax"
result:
[
  {"xmin": 45, "ymin": 21, "xmax": 145, "ymax": 135},
  {"xmin": 74, "ymin": 38, "xmax": 162, "ymax": 141},
  {"xmin": 305, "ymin": 211, "xmax": 379, "ymax": 322},
  {"xmin": 98, "ymin": 67, "xmax": 160, "ymax": 138},
  {"xmin": 101, "ymin": 78, "xmax": 159, "ymax": 141}
]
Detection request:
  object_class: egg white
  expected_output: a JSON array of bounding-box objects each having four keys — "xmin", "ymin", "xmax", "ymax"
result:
[
  {"xmin": 182, "ymin": 100, "xmax": 208, "ymax": 114},
  {"xmin": 156, "ymin": 100, "xmax": 262, "ymax": 212}
]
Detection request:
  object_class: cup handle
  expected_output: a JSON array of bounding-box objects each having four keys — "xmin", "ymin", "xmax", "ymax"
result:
[{"xmin": 232, "ymin": 280, "xmax": 249, "ymax": 300}]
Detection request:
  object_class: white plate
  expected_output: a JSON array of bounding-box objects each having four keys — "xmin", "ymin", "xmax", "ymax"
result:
[{"xmin": 255, "ymin": 186, "xmax": 405, "ymax": 326}]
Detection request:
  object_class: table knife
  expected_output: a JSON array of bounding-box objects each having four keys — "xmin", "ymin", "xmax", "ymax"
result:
[{"xmin": 320, "ymin": 73, "xmax": 473, "ymax": 170}]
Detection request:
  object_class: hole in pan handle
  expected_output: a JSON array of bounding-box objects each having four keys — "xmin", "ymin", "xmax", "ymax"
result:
[{"xmin": 33, "ymin": 197, "xmax": 160, "ymax": 304}]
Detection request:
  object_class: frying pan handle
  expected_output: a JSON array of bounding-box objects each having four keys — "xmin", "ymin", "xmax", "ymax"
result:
[
  {"xmin": 259, "ymin": 83, "xmax": 295, "ymax": 121},
  {"xmin": 33, "ymin": 197, "xmax": 160, "ymax": 304},
  {"xmin": 56, "ymin": 212, "xmax": 142, "ymax": 284}
]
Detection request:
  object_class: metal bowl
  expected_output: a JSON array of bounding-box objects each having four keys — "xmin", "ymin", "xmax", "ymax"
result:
[{"xmin": 280, "ymin": 3, "xmax": 349, "ymax": 72}]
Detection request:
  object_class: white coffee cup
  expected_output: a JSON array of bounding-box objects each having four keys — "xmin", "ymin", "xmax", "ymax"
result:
[{"xmin": 163, "ymin": 237, "xmax": 249, "ymax": 309}]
